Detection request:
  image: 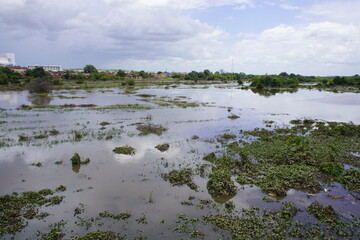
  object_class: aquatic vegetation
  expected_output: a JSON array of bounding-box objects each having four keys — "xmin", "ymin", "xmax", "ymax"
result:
[
  {"xmin": 162, "ymin": 168, "xmax": 198, "ymax": 190},
  {"xmin": 136, "ymin": 214, "xmax": 148, "ymax": 224},
  {"xmin": 98, "ymin": 211, "xmax": 131, "ymax": 220},
  {"xmin": 136, "ymin": 123, "xmax": 168, "ymax": 136},
  {"xmin": 254, "ymin": 165, "xmax": 322, "ymax": 196},
  {"xmin": 37, "ymin": 220, "xmax": 66, "ymax": 240},
  {"xmin": 99, "ymin": 121, "xmax": 110, "ymax": 126},
  {"xmin": 220, "ymin": 133, "xmax": 236, "ymax": 140},
  {"xmin": 71, "ymin": 152, "xmax": 81, "ymax": 165},
  {"xmin": 70, "ymin": 230, "xmax": 126, "ymax": 240},
  {"xmin": 339, "ymin": 168, "xmax": 360, "ymax": 192},
  {"xmin": 30, "ymin": 162, "xmax": 42, "ymax": 167},
  {"xmin": 306, "ymin": 201, "xmax": 342, "ymax": 226},
  {"xmin": 228, "ymin": 114, "xmax": 240, "ymax": 119},
  {"xmin": 0, "ymin": 187, "xmax": 64, "ymax": 236},
  {"xmin": 49, "ymin": 129, "xmax": 60, "ymax": 136},
  {"xmin": 56, "ymin": 185, "xmax": 67, "ymax": 192},
  {"xmin": 18, "ymin": 134, "xmax": 30, "ymax": 142},
  {"xmin": 136, "ymin": 94, "xmax": 156, "ymax": 98},
  {"xmin": 319, "ymin": 162, "xmax": 344, "ymax": 177},
  {"xmin": 155, "ymin": 143, "xmax": 170, "ymax": 152},
  {"xmin": 207, "ymin": 169, "xmax": 237, "ymax": 197},
  {"xmin": 113, "ymin": 145, "xmax": 136, "ymax": 155}
]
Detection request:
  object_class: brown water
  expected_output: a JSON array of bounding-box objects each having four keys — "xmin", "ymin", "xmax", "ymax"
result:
[{"xmin": 0, "ymin": 85, "xmax": 360, "ymax": 239}]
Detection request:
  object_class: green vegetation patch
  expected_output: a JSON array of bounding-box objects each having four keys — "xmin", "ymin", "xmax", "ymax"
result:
[
  {"xmin": 319, "ymin": 162, "xmax": 344, "ymax": 177},
  {"xmin": 113, "ymin": 145, "xmax": 136, "ymax": 155},
  {"xmin": 137, "ymin": 123, "xmax": 167, "ymax": 136},
  {"xmin": 339, "ymin": 168, "xmax": 360, "ymax": 192},
  {"xmin": 307, "ymin": 201, "xmax": 339, "ymax": 224},
  {"xmin": 70, "ymin": 153, "xmax": 90, "ymax": 165},
  {"xmin": 217, "ymin": 120, "xmax": 360, "ymax": 197},
  {"xmin": 0, "ymin": 187, "xmax": 65, "ymax": 236},
  {"xmin": 228, "ymin": 114, "xmax": 240, "ymax": 119},
  {"xmin": 253, "ymin": 165, "xmax": 322, "ymax": 196},
  {"xmin": 98, "ymin": 211, "xmax": 131, "ymax": 220},
  {"xmin": 207, "ymin": 168, "xmax": 237, "ymax": 197},
  {"xmin": 163, "ymin": 168, "xmax": 198, "ymax": 190},
  {"xmin": 155, "ymin": 143, "xmax": 170, "ymax": 152},
  {"xmin": 70, "ymin": 231, "xmax": 126, "ymax": 240}
]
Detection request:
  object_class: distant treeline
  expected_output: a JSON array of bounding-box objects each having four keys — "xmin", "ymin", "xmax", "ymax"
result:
[{"xmin": 0, "ymin": 65, "xmax": 359, "ymax": 89}]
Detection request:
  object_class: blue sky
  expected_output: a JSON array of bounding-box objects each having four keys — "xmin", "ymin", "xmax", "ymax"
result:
[{"xmin": 0, "ymin": 0, "xmax": 359, "ymax": 75}]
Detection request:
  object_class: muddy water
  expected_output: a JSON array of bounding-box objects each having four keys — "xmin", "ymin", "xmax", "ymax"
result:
[{"xmin": 0, "ymin": 85, "xmax": 360, "ymax": 239}]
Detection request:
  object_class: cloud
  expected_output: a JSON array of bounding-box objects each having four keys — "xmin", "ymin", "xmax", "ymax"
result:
[
  {"xmin": 304, "ymin": 0, "xmax": 360, "ymax": 24},
  {"xmin": 279, "ymin": 3, "xmax": 299, "ymax": 11},
  {"xmin": 0, "ymin": 0, "xmax": 359, "ymax": 75}
]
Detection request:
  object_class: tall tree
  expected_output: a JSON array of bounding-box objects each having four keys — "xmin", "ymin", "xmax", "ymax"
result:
[{"xmin": 83, "ymin": 65, "xmax": 98, "ymax": 73}]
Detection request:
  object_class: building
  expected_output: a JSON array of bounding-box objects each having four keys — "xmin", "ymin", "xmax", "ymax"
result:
[
  {"xmin": 0, "ymin": 53, "xmax": 16, "ymax": 67},
  {"xmin": 28, "ymin": 65, "xmax": 62, "ymax": 72}
]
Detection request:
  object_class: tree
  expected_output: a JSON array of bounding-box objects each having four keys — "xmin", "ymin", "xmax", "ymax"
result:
[
  {"xmin": 26, "ymin": 67, "xmax": 46, "ymax": 78},
  {"xmin": 83, "ymin": 65, "xmax": 98, "ymax": 73},
  {"xmin": 117, "ymin": 70, "xmax": 126, "ymax": 77}
]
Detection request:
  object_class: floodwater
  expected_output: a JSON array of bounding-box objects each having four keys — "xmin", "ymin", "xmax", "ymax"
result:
[{"xmin": 0, "ymin": 85, "xmax": 360, "ymax": 239}]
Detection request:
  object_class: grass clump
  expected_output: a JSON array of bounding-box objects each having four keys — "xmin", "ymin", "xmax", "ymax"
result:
[
  {"xmin": 207, "ymin": 169, "xmax": 237, "ymax": 197},
  {"xmin": 137, "ymin": 123, "xmax": 167, "ymax": 136},
  {"xmin": 163, "ymin": 168, "xmax": 198, "ymax": 190},
  {"xmin": 155, "ymin": 143, "xmax": 170, "ymax": 152},
  {"xmin": 339, "ymin": 168, "xmax": 360, "ymax": 192},
  {"xmin": 319, "ymin": 162, "xmax": 344, "ymax": 177},
  {"xmin": 113, "ymin": 145, "xmax": 136, "ymax": 155}
]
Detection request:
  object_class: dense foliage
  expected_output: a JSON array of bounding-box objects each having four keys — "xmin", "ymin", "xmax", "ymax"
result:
[{"xmin": 0, "ymin": 67, "xmax": 22, "ymax": 85}]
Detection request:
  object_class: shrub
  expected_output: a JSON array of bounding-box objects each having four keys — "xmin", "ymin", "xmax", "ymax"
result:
[{"xmin": 27, "ymin": 77, "xmax": 52, "ymax": 93}]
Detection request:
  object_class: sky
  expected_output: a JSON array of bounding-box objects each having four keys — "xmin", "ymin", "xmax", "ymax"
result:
[{"xmin": 0, "ymin": 0, "xmax": 359, "ymax": 75}]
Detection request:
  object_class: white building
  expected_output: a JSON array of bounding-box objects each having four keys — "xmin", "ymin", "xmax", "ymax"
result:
[
  {"xmin": 28, "ymin": 65, "xmax": 62, "ymax": 72},
  {"xmin": 0, "ymin": 53, "xmax": 16, "ymax": 67}
]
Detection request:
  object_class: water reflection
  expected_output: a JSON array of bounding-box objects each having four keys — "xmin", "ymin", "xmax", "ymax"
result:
[
  {"xmin": 27, "ymin": 93, "xmax": 52, "ymax": 105},
  {"xmin": 251, "ymin": 88, "xmax": 298, "ymax": 97},
  {"xmin": 0, "ymin": 92, "xmax": 17, "ymax": 105},
  {"xmin": 72, "ymin": 164, "xmax": 81, "ymax": 173}
]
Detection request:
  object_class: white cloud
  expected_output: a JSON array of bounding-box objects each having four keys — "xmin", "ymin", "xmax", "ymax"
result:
[
  {"xmin": 305, "ymin": 0, "xmax": 360, "ymax": 24},
  {"xmin": 279, "ymin": 3, "xmax": 299, "ymax": 11}
]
